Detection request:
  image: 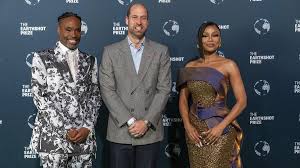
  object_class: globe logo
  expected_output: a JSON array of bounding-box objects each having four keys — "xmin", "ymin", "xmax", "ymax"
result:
[
  {"xmin": 163, "ymin": 20, "xmax": 180, "ymax": 37},
  {"xmin": 172, "ymin": 82, "xmax": 178, "ymax": 94},
  {"xmin": 28, "ymin": 113, "xmax": 36, "ymax": 129},
  {"xmin": 169, "ymin": 82, "xmax": 178, "ymax": 103},
  {"xmin": 254, "ymin": 80, "xmax": 270, "ymax": 96},
  {"xmin": 254, "ymin": 18, "xmax": 271, "ymax": 35},
  {"xmin": 117, "ymin": 0, "xmax": 133, "ymax": 5},
  {"xmin": 217, "ymin": 50, "xmax": 225, "ymax": 57},
  {"xmin": 209, "ymin": 0, "xmax": 225, "ymax": 5},
  {"xmin": 165, "ymin": 143, "xmax": 181, "ymax": 159},
  {"xmin": 26, "ymin": 52, "xmax": 35, "ymax": 68},
  {"xmin": 254, "ymin": 141, "xmax": 270, "ymax": 157},
  {"xmin": 81, "ymin": 21, "xmax": 88, "ymax": 36},
  {"xmin": 162, "ymin": 114, "xmax": 171, "ymax": 126},
  {"xmin": 25, "ymin": 0, "xmax": 41, "ymax": 6}
]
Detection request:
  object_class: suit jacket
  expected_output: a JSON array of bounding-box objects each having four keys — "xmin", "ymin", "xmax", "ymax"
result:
[
  {"xmin": 30, "ymin": 42, "xmax": 101, "ymax": 155},
  {"xmin": 99, "ymin": 38, "xmax": 171, "ymax": 145}
]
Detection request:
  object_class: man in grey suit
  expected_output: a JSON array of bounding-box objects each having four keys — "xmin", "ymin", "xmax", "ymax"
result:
[{"xmin": 99, "ymin": 3, "xmax": 171, "ymax": 168}]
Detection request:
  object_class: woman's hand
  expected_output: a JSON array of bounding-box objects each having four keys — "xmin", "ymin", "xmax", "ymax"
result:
[
  {"xmin": 185, "ymin": 123, "xmax": 201, "ymax": 144},
  {"xmin": 202, "ymin": 124, "xmax": 225, "ymax": 145}
]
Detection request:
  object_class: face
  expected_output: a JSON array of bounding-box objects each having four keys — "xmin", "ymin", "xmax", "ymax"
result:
[
  {"xmin": 126, "ymin": 5, "xmax": 149, "ymax": 40},
  {"xmin": 201, "ymin": 25, "xmax": 221, "ymax": 54},
  {"xmin": 57, "ymin": 16, "xmax": 81, "ymax": 50}
]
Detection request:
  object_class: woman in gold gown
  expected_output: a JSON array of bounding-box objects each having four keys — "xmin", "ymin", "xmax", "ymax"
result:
[{"xmin": 177, "ymin": 22, "xmax": 247, "ymax": 168}]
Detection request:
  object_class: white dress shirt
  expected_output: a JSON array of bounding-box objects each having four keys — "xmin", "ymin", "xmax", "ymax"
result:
[
  {"xmin": 58, "ymin": 41, "xmax": 78, "ymax": 82},
  {"xmin": 127, "ymin": 37, "xmax": 145, "ymax": 74}
]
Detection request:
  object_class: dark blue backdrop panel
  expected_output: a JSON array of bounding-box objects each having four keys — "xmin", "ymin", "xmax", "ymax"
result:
[{"xmin": 1, "ymin": 0, "xmax": 299, "ymax": 167}]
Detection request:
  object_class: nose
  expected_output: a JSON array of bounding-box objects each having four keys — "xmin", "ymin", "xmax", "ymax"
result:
[
  {"xmin": 71, "ymin": 30, "xmax": 80, "ymax": 38},
  {"xmin": 136, "ymin": 18, "xmax": 142, "ymax": 25},
  {"xmin": 70, "ymin": 30, "xmax": 76, "ymax": 37}
]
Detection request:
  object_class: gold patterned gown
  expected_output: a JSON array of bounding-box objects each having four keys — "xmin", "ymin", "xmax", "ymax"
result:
[{"xmin": 177, "ymin": 67, "xmax": 243, "ymax": 168}]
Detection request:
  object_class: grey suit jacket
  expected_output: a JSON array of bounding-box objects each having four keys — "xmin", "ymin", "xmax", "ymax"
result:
[{"xmin": 99, "ymin": 38, "xmax": 171, "ymax": 145}]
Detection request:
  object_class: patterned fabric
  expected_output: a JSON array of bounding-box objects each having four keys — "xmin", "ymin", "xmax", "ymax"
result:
[
  {"xmin": 30, "ymin": 42, "xmax": 101, "ymax": 155},
  {"xmin": 39, "ymin": 153, "xmax": 92, "ymax": 168},
  {"xmin": 186, "ymin": 114, "xmax": 236, "ymax": 168},
  {"xmin": 65, "ymin": 51, "xmax": 78, "ymax": 83},
  {"xmin": 57, "ymin": 41, "xmax": 79, "ymax": 82},
  {"xmin": 177, "ymin": 67, "xmax": 243, "ymax": 168}
]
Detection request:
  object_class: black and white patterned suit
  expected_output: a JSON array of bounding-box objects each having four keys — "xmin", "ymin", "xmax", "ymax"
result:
[{"xmin": 30, "ymin": 42, "xmax": 101, "ymax": 167}]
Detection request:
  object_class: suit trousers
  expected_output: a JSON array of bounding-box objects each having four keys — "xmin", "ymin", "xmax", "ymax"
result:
[
  {"xmin": 39, "ymin": 152, "xmax": 93, "ymax": 168},
  {"xmin": 109, "ymin": 141, "xmax": 160, "ymax": 168}
]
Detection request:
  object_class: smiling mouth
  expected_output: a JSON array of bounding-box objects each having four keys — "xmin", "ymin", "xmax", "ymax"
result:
[
  {"xmin": 68, "ymin": 39, "xmax": 78, "ymax": 45},
  {"xmin": 206, "ymin": 44, "xmax": 215, "ymax": 47},
  {"xmin": 134, "ymin": 26, "xmax": 143, "ymax": 31}
]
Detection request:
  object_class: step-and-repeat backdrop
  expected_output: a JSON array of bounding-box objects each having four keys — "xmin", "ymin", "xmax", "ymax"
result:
[{"xmin": 0, "ymin": 0, "xmax": 299, "ymax": 167}]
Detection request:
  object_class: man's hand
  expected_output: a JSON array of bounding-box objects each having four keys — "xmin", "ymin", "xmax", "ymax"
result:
[
  {"xmin": 67, "ymin": 128, "xmax": 78, "ymax": 141},
  {"xmin": 128, "ymin": 120, "xmax": 148, "ymax": 138},
  {"xmin": 67, "ymin": 127, "xmax": 90, "ymax": 143}
]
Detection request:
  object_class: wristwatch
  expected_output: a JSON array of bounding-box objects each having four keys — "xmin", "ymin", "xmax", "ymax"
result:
[
  {"xmin": 127, "ymin": 117, "xmax": 136, "ymax": 126},
  {"xmin": 144, "ymin": 120, "xmax": 151, "ymax": 128}
]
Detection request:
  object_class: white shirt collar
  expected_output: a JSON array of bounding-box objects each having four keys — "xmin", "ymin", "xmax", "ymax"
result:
[
  {"xmin": 58, "ymin": 41, "xmax": 78, "ymax": 55},
  {"xmin": 127, "ymin": 36, "xmax": 145, "ymax": 49}
]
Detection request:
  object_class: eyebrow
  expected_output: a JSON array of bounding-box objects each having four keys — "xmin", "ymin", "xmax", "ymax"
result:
[{"xmin": 203, "ymin": 31, "xmax": 220, "ymax": 34}]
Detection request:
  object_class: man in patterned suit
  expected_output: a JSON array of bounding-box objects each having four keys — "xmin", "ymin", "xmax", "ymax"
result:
[
  {"xmin": 30, "ymin": 12, "xmax": 101, "ymax": 168},
  {"xmin": 100, "ymin": 3, "xmax": 171, "ymax": 168}
]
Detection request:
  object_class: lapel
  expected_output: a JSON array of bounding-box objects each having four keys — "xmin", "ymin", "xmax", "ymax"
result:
[
  {"xmin": 76, "ymin": 50, "xmax": 91, "ymax": 85},
  {"xmin": 119, "ymin": 38, "xmax": 139, "ymax": 81},
  {"xmin": 53, "ymin": 43, "xmax": 75, "ymax": 84},
  {"xmin": 137, "ymin": 38, "xmax": 154, "ymax": 82},
  {"xmin": 119, "ymin": 38, "xmax": 154, "ymax": 92},
  {"xmin": 52, "ymin": 43, "xmax": 91, "ymax": 88}
]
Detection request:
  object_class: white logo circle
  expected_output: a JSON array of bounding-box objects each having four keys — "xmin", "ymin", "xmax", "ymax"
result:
[
  {"xmin": 117, "ymin": 0, "xmax": 133, "ymax": 5},
  {"xmin": 172, "ymin": 82, "xmax": 178, "ymax": 94},
  {"xmin": 254, "ymin": 18, "xmax": 271, "ymax": 35},
  {"xmin": 164, "ymin": 143, "xmax": 181, "ymax": 159},
  {"xmin": 209, "ymin": 0, "xmax": 225, "ymax": 5},
  {"xmin": 169, "ymin": 82, "xmax": 178, "ymax": 103},
  {"xmin": 25, "ymin": 0, "xmax": 41, "ymax": 6},
  {"xmin": 217, "ymin": 50, "xmax": 225, "ymax": 57},
  {"xmin": 254, "ymin": 80, "xmax": 270, "ymax": 96},
  {"xmin": 81, "ymin": 21, "xmax": 88, "ymax": 36},
  {"xmin": 163, "ymin": 20, "xmax": 180, "ymax": 37},
  {"xmin": 162, "ymin": 114, "xmax": 170, "ymax": 126},
  {"xmin": 26, "ymin": 52, "xmax": 35, "ymax": 68},
  {"xmin": 27, "ymin": 113, "xmax": 36, "ymax": 129},
  {"xmin": 254, "ymin": 141, "xmax": 270, "ymax": 157}
]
